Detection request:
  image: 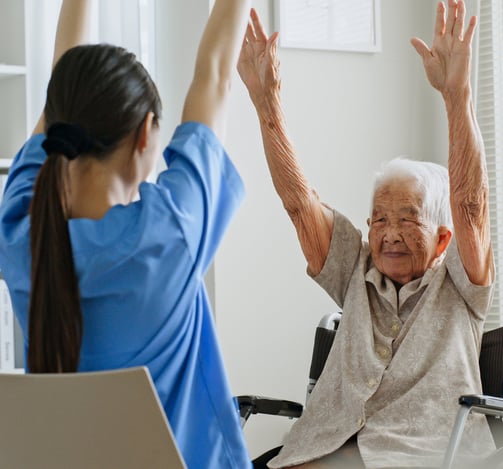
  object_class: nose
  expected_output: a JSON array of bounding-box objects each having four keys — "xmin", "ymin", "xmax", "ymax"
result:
[{"xmin": 383, "ymin": 223, "xmax": 403, "ymax": 244}]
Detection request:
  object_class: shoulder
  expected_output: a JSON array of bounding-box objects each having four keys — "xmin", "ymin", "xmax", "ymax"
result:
[
  {"xmin": 159, "ymin": 122, "xmax": 244, "ymax": 205},
  {"xmin": 444, "ymin": 237, "xmax": 494, "ymax": 319},
  {"xmin": 164, "ymin": 121, "xmax": 224, "ymax": 165}
]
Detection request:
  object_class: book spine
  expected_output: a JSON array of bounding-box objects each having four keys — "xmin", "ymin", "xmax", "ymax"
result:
[{"xmin": 0, "ymin": 279, "xmax": 14, "ymax": 371}]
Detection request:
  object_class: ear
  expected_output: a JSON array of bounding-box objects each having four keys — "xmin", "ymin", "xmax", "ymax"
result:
[
  {"xmin": 135, "ymin": 112, "xmax": 156, "ymax": 153},
  {"xmin": 435, "ymin": 225, "xmax": 452, "ymax": 258}
]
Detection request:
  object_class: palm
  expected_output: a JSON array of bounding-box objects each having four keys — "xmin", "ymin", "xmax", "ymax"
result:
[{"xmin": 423, "ymin": 33, "xmax": 471, "ymax": 92}]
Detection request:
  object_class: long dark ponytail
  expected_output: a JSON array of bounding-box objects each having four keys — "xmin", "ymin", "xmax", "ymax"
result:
[{"xmin": 28, "ymin": 44, "xmax": 162, "ymax": 373}]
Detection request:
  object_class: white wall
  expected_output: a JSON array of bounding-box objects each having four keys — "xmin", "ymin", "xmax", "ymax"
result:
[
  {"xmin": 215, "ymin": 0, "xmax": 452, "ymax": 458},
  {"xmin": 154, "ymin": 0, "xmax": 209, "ymax": 138}
]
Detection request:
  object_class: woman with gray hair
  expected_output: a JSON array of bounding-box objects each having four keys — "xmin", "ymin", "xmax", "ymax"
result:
[{"xmin": 239, "ymin": 1, "xmax": 494, "ymax": 467}]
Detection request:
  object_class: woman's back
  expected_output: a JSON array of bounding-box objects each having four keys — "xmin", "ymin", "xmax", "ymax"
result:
[
  {"xmin": 0, "ymin": 0, "xmax": 252, "ymax": 467},
  {"xmin": 0, "ymin": 121, "xmax": 249, "ymax": 468}
]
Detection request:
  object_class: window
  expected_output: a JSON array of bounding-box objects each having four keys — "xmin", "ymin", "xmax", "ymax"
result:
[
  {"xmin": 274, "ymin": 0, "xmax": 381, "ymax": 52},
  {"xmin": 477, "ymin": 0, "xmax": 503, "ymax": 330}
]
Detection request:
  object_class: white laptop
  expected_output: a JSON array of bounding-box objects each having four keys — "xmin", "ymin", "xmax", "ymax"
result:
[{"xmin": 0, "ymin": 366, "xmax": 187, "ymax": 469}]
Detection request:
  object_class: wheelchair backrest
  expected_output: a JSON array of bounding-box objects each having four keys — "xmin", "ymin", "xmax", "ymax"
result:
[
  {"xmin": 306, "ymin": 311, "xmax": 342, "ymax": 400},
  {"xmin": 480, "ymin": 326, "xmax": 503, "ymax": 398}
]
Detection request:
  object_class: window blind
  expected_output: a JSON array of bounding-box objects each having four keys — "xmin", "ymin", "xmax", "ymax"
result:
[{"xmin": 476, "ymin": 0, "xmax": 503, "ymax": 330}]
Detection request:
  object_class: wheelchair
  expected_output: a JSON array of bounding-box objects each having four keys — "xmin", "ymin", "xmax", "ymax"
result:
[{"xmin": 238, "ymin": 313, "xmax": 503, "ymax": 469}]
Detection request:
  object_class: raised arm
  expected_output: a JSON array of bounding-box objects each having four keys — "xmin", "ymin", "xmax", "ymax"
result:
[
  {"xmin": 32, "ymin": 0, "xmax": 94, "ymax": 135},
  {"xmin": 181, "ymin": 0, "xmax": 251, "ymax": 141},
  {"xmin": 238, "ymin": 9, "xmax": 333, "ymax": 276},
  {"xmin": 411, "ymin": 0, "xmax": 492, "ymax": 286}
]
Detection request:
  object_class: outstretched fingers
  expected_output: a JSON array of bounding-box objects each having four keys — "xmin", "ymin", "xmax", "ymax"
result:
[
  {"xmin": 237, "ymin": 10, "xmax": 280, "ymax": 103},
  {"xmin": 463, "ymin": 15, "xmax": 477, "ymax": 45},
  {"xmin": 266, "ymin": 32, "xmax": 280, "ymax": 70},
  {"xmin": 432, "ymin": 0, "xmax": 476, "ymax": 48},
  {"xmin": 452, "ymin": 0, "xmax": 465, "ymax": 40},
  {"xmin": 434, "ymin": 1, "xmax": 446, "ymax": 37},
  {"xmin": 445, "ymin": 0, "xmax": 475, "ymax": 45},
  {"xmin": 267, "ymin": 32, "xmax": 279, "ymax": 54},
  {"xmin": 445, "ymin": 0, "xmax": 458, "ymax": 36},
  {"xmin": 245, "ymin": 17, "xmax": 257, "ymax": 43},
  {"xmin": 250, "ymin": 8, "xmax": 268, "ymax": 43}
]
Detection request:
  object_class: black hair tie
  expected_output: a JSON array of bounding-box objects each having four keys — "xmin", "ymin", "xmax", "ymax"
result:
[{"xmin": 42, "ymin": 123, "xmax": 96, "ymax": 160}]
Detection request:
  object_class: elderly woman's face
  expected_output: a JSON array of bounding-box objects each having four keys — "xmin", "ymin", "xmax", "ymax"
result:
[{"xmin": 367, "ymin": 179, "xmax": 441, "ymax": 286}]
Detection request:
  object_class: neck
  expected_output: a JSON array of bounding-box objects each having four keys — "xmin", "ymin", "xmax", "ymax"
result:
[{"xmin": 66, "ymin": 149, "xmax": 141, "ymax": 220}]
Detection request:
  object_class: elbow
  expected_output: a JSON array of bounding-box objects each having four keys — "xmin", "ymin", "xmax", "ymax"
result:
[
  {"xmin": 283, "ymin": 189, "xmax": 319, "ymax": 225},
  {"xmin": 285, "ymin": 205, "xmax": 301, "ymax": 226},
  {"xmin": 283, "ymin": 193, "xmax": 310, "ymax": 221},
  {"xmin": 192, "ymin": 62, "xmax": 233, "ymax": 100},
  {"xmin": 450, "ymin": 195, "xmax": 489, "ymax": 236},
  {"xmin": 451, "ymin": 172, "xmax": 489, "ymax": 215}
]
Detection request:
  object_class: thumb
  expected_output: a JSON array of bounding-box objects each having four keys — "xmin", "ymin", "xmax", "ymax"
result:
[
  {"xmin": 267, "ymin": 32, "xmax": 280, "ymax": 56},
  {"xmin": 410, "ymin": 37, "xmax": 431, "ymax": 60}
]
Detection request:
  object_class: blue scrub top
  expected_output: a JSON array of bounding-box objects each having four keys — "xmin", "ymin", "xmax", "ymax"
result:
[{"xmin": 0, "ymin": 122, "xmax": 252, "ymax": 469}]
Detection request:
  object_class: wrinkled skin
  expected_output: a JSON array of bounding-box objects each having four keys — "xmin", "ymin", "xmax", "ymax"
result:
[{"xmin": 367, "ymin": 179, "xmax": 451, "ymax": 286}]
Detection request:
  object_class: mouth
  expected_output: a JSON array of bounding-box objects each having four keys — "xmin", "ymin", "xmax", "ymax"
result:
[{"xmin": 382, "ymin": 251, "xmax": 408, "ymax": 258}]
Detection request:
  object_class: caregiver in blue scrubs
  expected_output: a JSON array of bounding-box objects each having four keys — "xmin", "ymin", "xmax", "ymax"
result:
[{"xmin": 0, "ymin": 1, "xmax": 252, "ymax": 468}]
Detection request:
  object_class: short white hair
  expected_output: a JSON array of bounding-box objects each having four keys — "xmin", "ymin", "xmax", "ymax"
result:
[{"xmin": 371, "ymin": 157, "xmax": 453, "ymax": 230}]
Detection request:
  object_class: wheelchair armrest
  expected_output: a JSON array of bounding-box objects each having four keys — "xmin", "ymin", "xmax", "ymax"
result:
[
  {"xmin": 237, "ymin": 395, "xmax": 303, "ymax": 424},
  {"xmin": 459, "ymin": 394, "xmax": 503, "ymax": 417},
  {"xmin": 444, "ymin": 394, "xmax": 503, "ymax": 469}
]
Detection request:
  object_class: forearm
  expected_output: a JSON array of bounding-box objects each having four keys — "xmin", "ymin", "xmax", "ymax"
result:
[
  {"xmin": 183, "ymin": 0, "xmax": 251, "ymax": 136},
  {"xmin": 445, "ymin": 89, "xmax": 492, "ymax": 284},
  {"xmin": 195, "ymin": 0, "xmax": 250, "ymax": 80},
  {"xmin": 53, "ymin": 0, "xmax": 94, "ymax": 67},
  {"xmin": 254, "ymin": 89, "xmax": 333, "ymax": 275},
  {"xmin": 255, "ymin": 90, "xmax": 311, "ymax": 214},
  {"xmin": 446, "ymin": 90, "xmax": 488, "ymax": 220}
]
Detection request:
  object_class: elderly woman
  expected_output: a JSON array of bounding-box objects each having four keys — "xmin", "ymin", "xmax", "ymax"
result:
[
  {"xmin": 239, "ymin": 1, "xmax": 494, "ymax": 468},
  {"xmin": 0, "ymin": 0, "xmax": 252, "ymax": 468}
]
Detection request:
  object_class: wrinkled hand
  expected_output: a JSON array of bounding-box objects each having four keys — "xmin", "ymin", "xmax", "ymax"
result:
[
  {"xmin": 411, "ymin": 0, "xmax": 476, "ymax": 95},
  {"xmin": 237, "ymin": 8, "xmax": 281, "ymax": 106}
]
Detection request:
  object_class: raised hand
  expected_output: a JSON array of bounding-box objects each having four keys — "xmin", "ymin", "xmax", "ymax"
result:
[
  {"xmin": 237, "ymin": 8, "xmax": 280, "ymax": 107},
  {"xmin": 410, "ymin": 0, "xmax": 476, "ymax": 96}
]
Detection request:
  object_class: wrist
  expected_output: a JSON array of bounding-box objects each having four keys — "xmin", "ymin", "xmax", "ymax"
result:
[
  {"xmin": 442, "ymin": 86, "xmax": 472, "ymax": 109},
  {"xmin": 252, "ymin": 88, "xmax": 281, "ymax": 114}
]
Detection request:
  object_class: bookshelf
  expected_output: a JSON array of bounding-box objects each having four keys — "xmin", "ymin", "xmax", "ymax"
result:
[
  {"xmin": 0, "ymin": 0, "xmax": 30, "ymax": 372},
  {"xmin": 0, "ymin": 65, "xmax": 27, "ymax": 76},
  {"xmin": 0, "ymin": 0, "xmax": 30, "ymax": 163}
]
